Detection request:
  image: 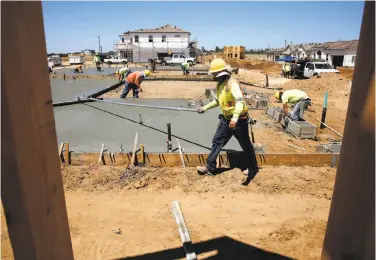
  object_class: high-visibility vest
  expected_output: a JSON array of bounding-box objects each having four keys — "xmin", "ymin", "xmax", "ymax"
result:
[{"xmin": 216, "ymin": 78, "xmax": 248, "ymax": 119}]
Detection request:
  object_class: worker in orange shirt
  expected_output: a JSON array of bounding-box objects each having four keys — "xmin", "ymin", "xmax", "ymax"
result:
[
  {"xmin": 120, "ymin": 70, "xmax": 151, "ymax": 98},
  {"xmin": 73, "ymin": 65, "xmax": 83, "ymax": 73}
]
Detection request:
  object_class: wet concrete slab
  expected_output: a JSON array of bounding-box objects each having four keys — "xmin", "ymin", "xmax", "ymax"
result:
[
  {"xmin": 53, "ymin": 65, "xmax": 208, "ymax": 76},
  {"xmin": 50, "ymin": 78, "xmax": 118, "ymax": 103},
  {"xmin": 54, "ymin": 98, "xmax": 246, "ymax": 153}
]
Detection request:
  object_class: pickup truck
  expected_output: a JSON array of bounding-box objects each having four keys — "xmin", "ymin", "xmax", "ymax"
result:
[
  {"xmin": 302, "ymin": 62, "xmax": 339, "ymax": 78},
  {"xmin": 104, "ymin": 56, "xmax": 128, "ymax": 65},
  {"xmin": 293, "ymin": 61, "xmax": 339, "ymax": 79},
  {"xmin": 161, "ymin": 54, "xmax": 196, "ymax": 66},
  {"xmin": 47, "ymin": 56, "xmax": 62, "ymax": 68}
]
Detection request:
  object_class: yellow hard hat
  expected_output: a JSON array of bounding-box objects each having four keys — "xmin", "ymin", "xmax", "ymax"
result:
[
  {"xmin": 144, "ymin": 70, "xmax": 151, "ymax": 77},
  {"xmin": 275, "ymin": 91, "xmax": 282, "ymax": 100},
  {"xmin": 115, "ymin": 71, "xmax": 119, "ymax": 74},
  {"xmin": 209, "ymin": 58, "xmax": 228, "ymax": 74}
]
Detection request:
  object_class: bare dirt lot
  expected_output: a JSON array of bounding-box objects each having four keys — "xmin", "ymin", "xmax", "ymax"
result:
[{"xmin": 2, "ymin": 164, "xmax": 336, "ymax": 260}]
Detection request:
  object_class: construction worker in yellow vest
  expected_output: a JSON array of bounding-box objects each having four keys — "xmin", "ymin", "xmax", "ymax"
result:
[
  {"xmin": 181, "ymin": 61, "xmax": 189, "ymax": 75},
  {"xmin": 196, "ymin": 58, "xmax": 259, "ymax": 183},
  {"xmin": 275, "ymin": 89, "xmax": 311, "ymax": 122},
  {"xmin": 93, "ymin": 54, "xmax": 102, "ymax": 71},
  {"xmin": 115, "ymin": 67, "xmax": 132, "ymax": 82}
]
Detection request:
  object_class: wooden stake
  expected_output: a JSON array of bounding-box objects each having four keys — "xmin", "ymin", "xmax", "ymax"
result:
[
  {"xmin": 2, "ymin": 2, "xmax": 73, "ymax": 259},
  {"xmin": 131, "ymin": 133, "xmax": 139, "ymax": 167},
  {"xmin": 176, "ymin": 139, "xmax": 186, "ymax": 168},
  {"xmin": 322, "ymin": 2, "xmax": 375, "ymax": 259},
  {"xmin": 63, "ymin": 142, "xmax": 70, "ymax": 164},
  {"xmin": 140, "ymin": 144, "xmax": 145, "ymax": 164},
  {"xmin": 58, "ymin": 142, "xmax": 64, "ymax": 162},
  {"xmin": 98, "ymin": 143, "xmax": 105, "ymax": 164},
  {"xmin": 171, "ymin": 201, "xmax": 197, "ymax": 260}
]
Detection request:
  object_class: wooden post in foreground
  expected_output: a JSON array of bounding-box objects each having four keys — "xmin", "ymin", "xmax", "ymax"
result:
[
  {"xmin": 321, "ymin": 2, "xmax": 375, "ymax": 259},
  {"xmin": 1, "ymin": 2, "xmax": 74, "ymax": 259}
]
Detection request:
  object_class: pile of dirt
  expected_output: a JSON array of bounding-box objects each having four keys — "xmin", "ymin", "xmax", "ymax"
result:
[
  {"xmin": 61, "ymin": 165, "xmax": 336, "ymax": 199},
  {"xmin": 337, "ymin": 67, "xmax": 354, "ymax": 80}
]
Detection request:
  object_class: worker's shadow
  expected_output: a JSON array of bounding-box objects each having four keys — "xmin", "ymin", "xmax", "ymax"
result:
[{"xmin": 115, "ymin": 236, "xmax": 294, "ymax": 260}]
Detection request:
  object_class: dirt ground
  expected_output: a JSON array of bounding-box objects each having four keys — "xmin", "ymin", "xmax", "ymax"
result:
[{"xmin": 2, "ymin": 164, "xmax": 336, "ymax": 260}]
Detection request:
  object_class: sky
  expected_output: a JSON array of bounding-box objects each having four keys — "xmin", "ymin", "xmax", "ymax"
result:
[{"xmin": 42, "ymin": 1, "xmax": 365, "ymax": 53}]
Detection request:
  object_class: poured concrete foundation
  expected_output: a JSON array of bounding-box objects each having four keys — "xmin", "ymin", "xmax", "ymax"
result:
[
  {"xmin": 50, "ymin": 78, "xmax": 118, "ymax": 103},
  {"xmin": 54, "ymin": 98, "xmax": 260, "ymax": 153}
]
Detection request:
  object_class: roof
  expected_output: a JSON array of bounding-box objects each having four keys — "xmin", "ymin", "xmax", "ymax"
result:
[
  {"xmin": 123, "ymin": 24, "xmax": 189, "ymax": 34},
  {"xmin": 314, "ymin": 40, "xmax": 358, "ymax": 51},
  {"xmin": 266, "ymin": 47, "xmax": 285, "ymax": 54}
]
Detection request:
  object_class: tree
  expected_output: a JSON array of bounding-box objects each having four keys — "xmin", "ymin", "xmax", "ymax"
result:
[
  {"xmin": 215, "ymin": 46, "xmax": 221, "ymax": 52},
  {"xmin": 201, "ymin": 46, "xmax": 206, "ymax": 52}
]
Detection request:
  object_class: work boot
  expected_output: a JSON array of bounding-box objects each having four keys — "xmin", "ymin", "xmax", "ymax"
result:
[
  {"xmin": 242, "ymin": 167, "xmax": 259, "ymax": 176},
  {"xmin": 196, "ymin": 166, "xmax": 215, "ymax": 177}
]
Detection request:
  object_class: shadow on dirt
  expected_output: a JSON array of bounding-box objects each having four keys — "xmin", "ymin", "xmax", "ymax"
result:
[{"xmin": 116, "ymin": 236, "xmax": 294, "ymax": 260}]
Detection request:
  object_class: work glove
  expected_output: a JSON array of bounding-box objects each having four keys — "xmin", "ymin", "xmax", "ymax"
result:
[{"xmin": 197, "ymin": 108, "xmax": 205, "ymax": 114}]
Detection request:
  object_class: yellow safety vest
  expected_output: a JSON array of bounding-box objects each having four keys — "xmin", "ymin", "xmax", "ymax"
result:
[{"xmin": 216, "ymin": 78, "xmax": 248, "ymax": 119}]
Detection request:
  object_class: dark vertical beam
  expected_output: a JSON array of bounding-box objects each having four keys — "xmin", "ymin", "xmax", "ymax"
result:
[
  {"xmin": 1, "ymin": 2, "xmax": 74, "ymax": 259},
  {"xmin": 167, "ymin": 123, "xmax": 172, "ymax": 152},
  {"xmin": 321, "ymin": 2, "xmax": 375, "ymax": 259}
]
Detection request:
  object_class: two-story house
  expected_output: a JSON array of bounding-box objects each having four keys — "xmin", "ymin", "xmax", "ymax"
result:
[{"xmin": 114, "ymin": 24, "xmax": 191, "ymax": 62}]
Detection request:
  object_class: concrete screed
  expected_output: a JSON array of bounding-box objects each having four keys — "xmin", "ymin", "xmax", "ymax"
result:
[{"xmin": 52, "ymin": 78, "xmax": 249, "ymax": 153}]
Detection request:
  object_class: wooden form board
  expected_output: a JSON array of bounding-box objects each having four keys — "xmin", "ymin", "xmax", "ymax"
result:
[
  {"xmin": 321, "ymin": 2, "xmax": 375, "ymax": 259},
  {"xmin": 69, "ymin": 152, "xmax": 339, "ymax": 167},
  {"xmin": 1, "ymin": 2, "xmax": 74, "ymax": 259}
]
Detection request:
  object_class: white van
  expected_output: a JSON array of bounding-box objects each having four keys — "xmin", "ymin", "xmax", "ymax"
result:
[{"xmin": 47, "ymin": 55, "xmax": 62, "ymax": 68}]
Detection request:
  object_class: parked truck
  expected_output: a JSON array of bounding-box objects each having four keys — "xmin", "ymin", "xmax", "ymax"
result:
[
  {"xmin": 47, "ymin": 55, "xmax": 62, "ymax": 68},
  {"xmin": 69, "ymin": 55, "xmax": 85, "ymax": 65},
  {"xmin": 292, "ymin": 60, "xmax": 339, "ymax": 79},
  {"xmin": 104, "ymin": 56, "xmax": 128, "ymax": 65},
  {"xmin": 161, "ymin": 53, "xmax": 196, "ymax": 66}
]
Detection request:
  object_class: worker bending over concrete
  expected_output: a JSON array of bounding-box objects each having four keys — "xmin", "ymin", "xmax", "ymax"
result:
[
  {"xmin": 275, "ymin": 89, "xmax": 311, "ymax": 121},
  {"xmin": 197, "ymin": 58, "xmax": 259, "ymax": 182},
  {"xmin": 181, "ymin": 61, "xmax": 190, "ymax": 75},
  {"xmin": 120, "ymin": 70, "xmax": 151, "ymax": 98},
  {"xmin": 115, "ymin": 67, "xmax": 132, "ymax": 82},
  {"xmin": 73, "ymin": 65, "xmax": 83, "ymax": 73}
]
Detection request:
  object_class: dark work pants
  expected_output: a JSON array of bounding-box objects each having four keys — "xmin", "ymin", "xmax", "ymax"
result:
[
  {"xmin": 206, "ymin": 115, "xmax": 258, "ymax": 172},
  {"xmin": 120, "ymin": 82, "xmax": 139, "ymax": 98}
]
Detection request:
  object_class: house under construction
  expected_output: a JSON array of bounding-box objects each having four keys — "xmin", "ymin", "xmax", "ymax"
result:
[{"xmin": 223, "ymin": 46, "xmax": 245, "ymax": 59}]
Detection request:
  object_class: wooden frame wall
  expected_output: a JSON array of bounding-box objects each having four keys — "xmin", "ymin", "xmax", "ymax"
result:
[
  {"xmin": 321, "ymin": 2, "xmax": 375, "ymax": 259},
  {"xmin": 2, "ymin": 2, "xmax": 74, "ymax": 259}
]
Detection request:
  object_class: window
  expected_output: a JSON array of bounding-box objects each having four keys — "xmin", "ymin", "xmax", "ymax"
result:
[
  {"xmin": 175, "ymin": 35, "xmax": 181, "ymax": 38},
  {"xmin": 162, "ymin": 35, "xmax": 166, "ymax": 42},
  {"xmin": 135, "ymin": 35, "xmax": 139, "ymax": 43},
  {"xmin": 130, "ymin": 37, "xmax": 133, "ymax": 43},
  {"xmin": 121, "ymin": 38, "xmax": 124, "ymax": 43},
  {"xmin": 307, "ymin": 63, "xmax": 314, "ymax": 70},
  {"xmin": 149, "ymin": 35, "xmax": 153, "ymax": 42},
  {"xmin": 352, "ymin": 56, "xmax": 356, "ymax": 63},
  {"xmin": 315, "ymin": 63, "xmax": 333, "ymax": 69},
  {"xmin": 235, "ymin": 54, "xmax": 238, "ymax": 58},
  {"xmin": 180, "ymin": 55, "xmax": 185, "ymax": 58},
  {"xmin": 317, "ymin": 50, "xmax": 322, "ymax": 59}
]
